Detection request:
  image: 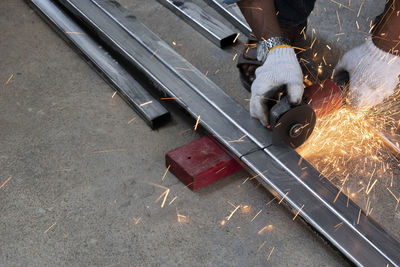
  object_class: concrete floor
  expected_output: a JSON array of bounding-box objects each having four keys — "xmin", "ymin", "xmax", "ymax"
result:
[{"xmin": 0, "ymin": 0, "xmax": 398, "ymax": 266}]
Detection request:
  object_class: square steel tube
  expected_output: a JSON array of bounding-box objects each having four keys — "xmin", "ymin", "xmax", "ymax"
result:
[
  {"xmin": 157, "ymin": 0, "xmax": 239, "ymax": 48},
  {"xmin": 40, "ymin": 0, "xmax": 400, "ymax": 265},
  {"xmin": 27, "ymin": 0, "xmax": 170, "ymax": 129}
]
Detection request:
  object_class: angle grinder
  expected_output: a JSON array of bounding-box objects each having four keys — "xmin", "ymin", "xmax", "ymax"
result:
[
  {"xmin": 267, "ymin": 90, "xmax": 316, "ymax": 148},
  {"xmin": 266, "ymin": 80, "xmax": 344, "ymax": 148}
]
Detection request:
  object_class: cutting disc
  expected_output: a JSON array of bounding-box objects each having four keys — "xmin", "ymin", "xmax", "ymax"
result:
[{"xmin": 272, "ymin": 104, "xmax": 316, "ymax": 148}]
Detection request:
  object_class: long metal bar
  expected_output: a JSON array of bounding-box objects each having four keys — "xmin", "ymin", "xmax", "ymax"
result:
[
  {"xmin": 203, "ymin": 0, "xmax": 251, "ymax": 36},
  {"xmin": 26, "ymin": 0, "xmax": 170, "ymax": 129},
  {"xmin": 89, "ymin": 0, "xmax": 274, "ymax": 150},
  {"xmin": 261, "ymin": 145, "xmax": 400, "ymax": 266},
  {"xmin": 55, "ymin": 0, "xmax": 261, "ymax": 159},
  {"xmin": 49, "ymin": 0, "xmax": 400, "ymax": 265},
  {"xmin": 157, "ymin": 0, "xmax": 238, "ymax": 48},
  {"xmin": 242, "ymin": 148, "xmax": 400, "ymax": 266},
  {"xmin": 57, "ymin": 0, "xmax": 274, "ymax": 151}
]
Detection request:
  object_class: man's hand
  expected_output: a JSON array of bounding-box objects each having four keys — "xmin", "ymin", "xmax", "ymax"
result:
[
  {"xmin": 250, "ymin": 47, "xmax": 304, "ymax": 126},
  {"xmin": 335, "ymin": 38, "xmax": 400, "ymax": 108}
]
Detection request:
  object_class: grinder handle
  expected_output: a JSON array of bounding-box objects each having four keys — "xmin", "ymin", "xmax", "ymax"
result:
[
  {"xmin": 269, "ymin": 96, "xmax": 292, "ymax": 128},
  {"xmin": 264, "ymin": 84, "xmax": 303, "ymax": 128}
]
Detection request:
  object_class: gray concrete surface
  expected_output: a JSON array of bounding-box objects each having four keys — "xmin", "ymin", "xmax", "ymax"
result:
[{"xmin": 0, "ymin": 0, "xmax": 398, "ymax": 266}]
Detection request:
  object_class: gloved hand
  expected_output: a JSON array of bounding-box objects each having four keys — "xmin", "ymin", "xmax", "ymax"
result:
[
  {"xmin": 335, "ymin": 38, "xmax": 400, "ymax": 108},
  {"xmin": 250, "ymin": 47, "xmax": 304, "ymax": 126}
]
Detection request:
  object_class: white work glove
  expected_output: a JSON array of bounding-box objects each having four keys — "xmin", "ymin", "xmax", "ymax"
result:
[
  {"xmin": 250, "ymin": 47, "xmax": 304, "ymax": 126},
  {"xmin": 335, "ymin": 38, "xmax": 400, "ymax": 108}
]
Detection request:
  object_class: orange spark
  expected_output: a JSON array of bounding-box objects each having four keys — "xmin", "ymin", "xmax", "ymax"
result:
[
  {"xmin": 257, "ymin": 241, "xmax": 266, "ymax": 253},
  {"xmin": 329, "ymin": 0, "xmax": 354, "ymax": 10},
  {"xmin": 250, "ymin": 209, "xmax": 262, "ymax": 222},
  {"xmin": 297, "ymin": 89, "xmax": 400, "ymax": 215},
  {"xmin": 0, "ymin": 176, "xmax": 12, "ymax": 190},
  {"xmin": 150, "ymin": 49, "xmax": 158, "ymax": 59},
  {"xmin": 215, "ymin": 166, "xmax": 226, "ymax": 174},
  {"xmin": 127, "ymin": 117, "xmax": 136, "ymax": 124},
  {"xmin": 193, "ymin": 115, "xmax": 200, "ymax": 131},
  {"xmin": 278, "ymin": 192, "xmax": 289, "ymax": 204},
  {"xmin": 233, "ymin": 33, "xmax": 240, "ymax": 43},
  {"xmin": 162, "ymin": 165, "xmax": 171, "ymax": 181},
  {"xmin": 5, "ymin": 74, "xmax": 13, "ymax": 85},
  {"xmin": 55, "ymin": 168, "xmax": 71, "ymax": 172},
  {"xmin": 241, "ymin": 205, "xmax": 251, "ymax": 214},
  {"xmin": 145, "ymin": 181, "xmax": 170, "ymax": 208},
  {"xmin": 334, "ymin": 187, "xmax": 343, "ymax": 203},
  {"xmin": 258, "ymin": 224, "xmax": 274, "ymax": 235},
  {"xmin": 293, "ymin": 204, "xmax": 304, "ymax": 221},
  {"xmin": 175, "ymin": 67, "xmax": 193, "ymax": 71},
  {"xmin": 226, "ymin": 205, "xmax": 240, "ymax": 221},
  {"xmin": 229, "ymin": 134, "xmax": 247, "ymax": 143},
  {"xmin": 155, "ymin": 188, "xmax": 170, "ymax": 208},
  {"xmin": 366, "ymin": 179, "xmax": 378, "ymax": 195},
  {"xmin": 267, "ymin": 246, "xmax": 275, "ymax": 261},
  {"xmin": 168, "ymin": 196, "xmax": 178, "ymax": 206},
  {"xmin": 266, "ymin": 196, "xmax": 277, "ymax": 206},
  {"xmin": 160, "ymin": 97, "xmax": 182, "ymax": 100},
  {"xmin": 336, "ymin": 10, "xmax": 342, "ymax": 32},
  {"xmin": 92, "ymin": 149, "xmax": 125, "ymax": 154},
  {"xmin": 232, "ymin": 53, "xmax": 238, "ymax": 61},
  {"xmin": 387, "ymin": 187, "xmax": 400, "ymax": 203},
  {"xmin": 357, "ymin": 1, "xmax": 364, "ymax": 17},
  {"xmin": 132, "ymin": 217, "xmax": 142, "ymax": 224},
  {"xmin": 43, "ymin": 222, "xmax": 57, "ymax": 234},
  {"xmin": 139, "ymin": 101, "xmax": 153, "ymax": 107},
  {"xmin": 334, "ymin": 221, "xmax": 344, "ymax": 231},
  {"xmin": 176, "ymin": 208, "xmax": 189, "ymax": 223}
]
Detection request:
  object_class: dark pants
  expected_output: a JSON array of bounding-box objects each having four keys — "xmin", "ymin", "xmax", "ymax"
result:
[{"xmin": 223, "ymin": 0, "xmax": 316, "ymax": 26}]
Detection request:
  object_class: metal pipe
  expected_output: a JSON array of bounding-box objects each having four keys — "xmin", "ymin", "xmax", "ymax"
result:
[
  {"xmin": 89, "ymin": 0, "xmax": 273, "ymax": 150},
  {"xmin": 41, "ymin": 0, "xmax": 400, "ymax": 265},
  {"xmin": 56, "ymin": 0, "xmax": 261, "ymax": 159},
  {"xmin": 203, "ymin": 0, "xmax": 251, "ymax": 37},
  {"xmin": 157, "ymin": 0, "xmax": 239, "ymax": 48},
  {"xmin": 26, "ymin": 0, "xmax": 170, "ymax": 129},
  {"xmin": 242, "ymin": 148, "xmax": 400, "ymax": 266}
]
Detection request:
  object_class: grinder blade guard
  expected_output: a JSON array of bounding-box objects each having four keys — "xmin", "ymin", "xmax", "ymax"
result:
[{"xmin": 268, "ymin": 94, "xmax": 316, "ymax": 148}]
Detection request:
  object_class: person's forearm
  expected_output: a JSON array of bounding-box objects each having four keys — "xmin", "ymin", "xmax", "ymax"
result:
[
  {"xmin": 372, "ymin": 0, "xmax": 400, "ymax": 54},
  {"xmin": 238, "ymin": 0, "xmax": 282, "ymax": 40}
]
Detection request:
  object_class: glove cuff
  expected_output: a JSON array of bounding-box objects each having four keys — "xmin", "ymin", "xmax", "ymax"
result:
[
  {"xmin": 365, "ymin": 38, "xmax": 400, "ymax": 66},
  {"xmin": 268, "ymin": 47, "xmax": 298, "ymax": 64}
]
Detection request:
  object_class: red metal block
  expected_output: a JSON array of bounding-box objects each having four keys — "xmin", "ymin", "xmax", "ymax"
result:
[{"xmin": 165, "ymin": 136, "xmax": 243, "ymax": 191}]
